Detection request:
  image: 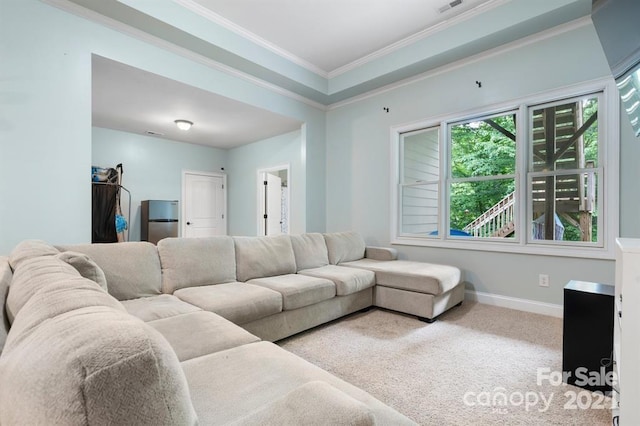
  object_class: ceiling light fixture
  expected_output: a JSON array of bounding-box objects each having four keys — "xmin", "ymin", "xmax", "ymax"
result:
[{"xmin": 174, "ymin": 119, "xmax": 193, "ymax": 131}]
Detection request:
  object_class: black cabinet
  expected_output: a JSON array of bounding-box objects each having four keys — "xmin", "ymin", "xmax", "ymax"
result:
[{"xmin": 562, "ymin": 280, "xmax": 614, "ymax": 393}]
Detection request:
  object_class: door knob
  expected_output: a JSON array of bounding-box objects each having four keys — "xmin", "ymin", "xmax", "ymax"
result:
[{"xmin": 186, "ymin": 221, "xmax": 192, "ymax": 225}]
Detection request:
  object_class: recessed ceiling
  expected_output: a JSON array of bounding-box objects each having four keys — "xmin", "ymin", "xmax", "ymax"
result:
[
  {"xmin": 68, "ymin": 0, "xmax": 593, "ymax": 148},
  {"xmin": 92, "ymin": 55, "xmax": 302, "ymax": 148},
  {"xmin": 58, "ymin": 0, "xmax": 592, "ymax": 105},
  {"xmin": 187, "ymin": 0, "xmax": 495, "ymax": 73}
]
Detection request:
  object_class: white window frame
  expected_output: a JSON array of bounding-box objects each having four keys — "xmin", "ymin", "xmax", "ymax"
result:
[{"xmin": 390, "ymin": 78, "xmax": 619, "ymax": 259}]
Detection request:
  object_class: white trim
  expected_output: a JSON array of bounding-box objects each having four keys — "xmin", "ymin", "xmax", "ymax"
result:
[
  {"xmin": 41, "ymin": 0, "xmax": 327, "ymax": 111},
  {"xmin": 389, "ymin": 77, "xmax": 619, "ymax": 260},
  {"xmin": 465, "ymin": 289, "xmax": 563, "ymax": 318},
  {"xmin": 328, "ymin": 16, "xmax": 593, "ymax": 110},
  {"xmin": 174, "ymin": 0, "xmax": 329, "ymax": 78},
  {"xmin": 181, "ymin": 170, "xmax": 227, "ymax": 236}
]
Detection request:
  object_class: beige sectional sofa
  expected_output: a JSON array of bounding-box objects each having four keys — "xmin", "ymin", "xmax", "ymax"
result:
[{"xmin": 0, "ymin": 231, "xmax": 463, "ymax": 425}]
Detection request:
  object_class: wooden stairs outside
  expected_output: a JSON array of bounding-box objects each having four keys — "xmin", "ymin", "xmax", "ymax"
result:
[
  {"xmin": 463, "ymin": 191, "xmax": 515, "ymax": 238},
  {"xmin": 462, "ymin": 100, "xmax": 596, "ymax": 240}
]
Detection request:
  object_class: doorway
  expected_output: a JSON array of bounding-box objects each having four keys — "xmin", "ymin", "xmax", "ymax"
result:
[
  {"xmin": 257, "ymin": 165, "xmax": 290, "ymax": 236},
  {"xmin": 182, "ymin": 171, "xmax": 227, "ymax": 237}
]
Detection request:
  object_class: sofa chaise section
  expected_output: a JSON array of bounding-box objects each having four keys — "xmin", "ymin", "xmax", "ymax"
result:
[{"xmin": 325, "ymin": 232, "xmax": 465, "ymax": 322}]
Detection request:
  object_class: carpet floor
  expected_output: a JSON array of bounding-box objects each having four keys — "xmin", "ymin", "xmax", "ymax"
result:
[{"xmin": 277, "ymin": 302, "xmax": 612, "ymax": 426}]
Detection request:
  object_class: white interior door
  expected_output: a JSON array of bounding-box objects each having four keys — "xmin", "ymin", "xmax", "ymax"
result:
[
  {"xmin": 264, "ymin": 172, "xmax": 282, "ymax": 236},
  {"xmin": 183, "ymin": 171, "xmax": 226, "ymax": 237}
]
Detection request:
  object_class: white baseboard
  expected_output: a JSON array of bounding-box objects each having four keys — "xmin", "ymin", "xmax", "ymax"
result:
[{"xmin": 465, "ymin": 290, "xmax": 563, "ymax": 318}]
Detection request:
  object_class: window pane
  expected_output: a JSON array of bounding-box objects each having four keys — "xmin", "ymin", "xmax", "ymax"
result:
[
  {"xmin": 450, "ymin": 179, "xmax": 515, "ymax": 238},
  {"xmin": 402, "ymin": 128, "xmax": 439, "ymax": 184},
  {"xmin": 531, "ymin": 172, "xmax": 598, "ymax": 242},
  {"xmin": 401, "ymin": 184, "xmax": 438, "ymax": 236},
  {"xmin": 450, "ymin": 114, "xmax": 516, "ymax": 179},
  {"xmin": 531, "ymin": 97, "xmax": 598, "ymax": 172}
]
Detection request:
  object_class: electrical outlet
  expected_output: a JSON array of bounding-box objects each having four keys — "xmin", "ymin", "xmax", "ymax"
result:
[{"xmin": 539, "ymin": 274, "xmax": 550, "ymax": 287}]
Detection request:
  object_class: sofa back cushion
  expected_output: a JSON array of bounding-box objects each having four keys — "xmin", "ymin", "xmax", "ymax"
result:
[
  {"xmin": 57, "ymin": 242, "xmax": 162, "ymax": 300},
  {"xmin": 0, "ymin": 257, "xmax": 12, "ymax": 354},
  {"xmin": 8, "ymin": 240, "xmax": 59, "ymax": 270},
  {"xmin": 158, "ymin": 236, "xmax": 237, "ymax": 294},
  {"xmin": 4, "ymin": 278, "xmax": 124, "ymax": 353},
  {"xmin": 0, "ymin": 306, "xmax": 197, "ymax": 426},
  {"xmin": 5, "ymin": 256, "xmax": 81, "ymax": 324},
  {"xmin": 324, "ymin": 232, "xmax": 367, "ymax": 265},
  {"xmin": 234, "ymin": 235, "xmax": 296, "ymax": 282},
  {"xmin": 56, "ymin": 251, "xmax": 108, "ymax": 291},
  {"xmin": 290, "ymin": 233, "xmax": 329, "ymax": 271}
]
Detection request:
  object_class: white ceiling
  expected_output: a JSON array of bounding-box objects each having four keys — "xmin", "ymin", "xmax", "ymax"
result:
[
  {"xmin": 92, "ymin": 55, "xmax": 302, "ymax": 148},
  {"xmin": 188, "ymin": 0, "xmax": 495, "ymax": 73}
]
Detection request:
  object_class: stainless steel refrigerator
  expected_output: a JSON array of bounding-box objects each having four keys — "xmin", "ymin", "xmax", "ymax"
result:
[{"xmin": 141, "ymin": 200, "xmax": 179, "ymax": 244}]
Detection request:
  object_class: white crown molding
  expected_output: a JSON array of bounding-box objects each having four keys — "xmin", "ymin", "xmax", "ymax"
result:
[
  {"xmin": 41, "ymin": 0, "xmax": 327, "ymax": 111},
  {"xmin": 327, "ymin": 0, "xmax": 511, "ymax": 78},
  {"xmin": 327, "ymin": 16, "xmax": 593, "ymax": 110},
  {"xmin": 465, "ymin": 289, "xmax": 563, "ymax": 318},
  {"xmin": 174, "ymin": 0, "xmax": 330, "ymax": 78}
]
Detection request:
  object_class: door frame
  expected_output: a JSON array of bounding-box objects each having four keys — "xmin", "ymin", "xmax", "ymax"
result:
[
  {"xmin": 256, "ymin": 164, "xmax": 290, "ymax": 236},
  {"xmin": 182, "ymin": 170, "xmax": 227, "ymax": 237}
]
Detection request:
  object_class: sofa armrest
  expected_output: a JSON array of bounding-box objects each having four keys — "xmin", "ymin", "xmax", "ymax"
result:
[{"xmin": 365, "ymin": 247, "xmax": 398, "ymax": 261}]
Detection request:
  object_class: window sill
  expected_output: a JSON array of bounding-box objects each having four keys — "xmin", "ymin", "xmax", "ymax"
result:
[{"xmin": 391, "ymin": 236, "xmax": 615, "ymax": 260}]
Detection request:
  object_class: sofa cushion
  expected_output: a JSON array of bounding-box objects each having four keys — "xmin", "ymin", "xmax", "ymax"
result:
[
  {"xmin": 290, "ymin": 233, "xmax": 329, "ymax": 271},
  {"xmin": 56, "ymin": 251, "xmax": 108, "ymax": 291},
  {"xmin": 181, "ymin": 341, "xmax": 415, "ymax": 425},
  {"xmin": 234, "ymin": 235, "xmax": 296, "ymax": 282},
  {"xmin": 8, "ymin": 239, "xmax": 59, "ymax": 270},
  {"xmin": 3, "ymin": 277, "xmax": 124, "ymax": 354},
  {"xmin": 342, "ymin": 259, "xmax": 462, "ymax": 295},
  {"xmin": 5, "ymin": 255, "xmax": 82, "ymax": 324},
  {"xmin": 248, "ymin": 274, "xmax": 336, "ymax": 310},
  {"xmin": 324, "ymin": 232, "xmax": 366, "ymax": 265},
  {"xmin": 0, "ymin": 257, "xmax": 12, "ymax": 354},
  {"xmin": 121, "ymin": 294, "xmax": 201, "ymax": 322},
  {"xmin": 299, "ymin": 265, "xmax": 375, "ymax": 296},
  {"xmin": 228, "ymin": 381, "xmax": 375, "ymax": 426},
  {"xmin": 158, "ymin": 236, "xmax": 236, "ymax": 294},
  {"xmin": 57, "ymin": 242, "xmax": 162, "ymax": 301},
  {"xmin": 148, "ymin": 311, "xmax": 260, "ymax": 361},
  {"xmin": 0, "ymin": 306, "xmax": 197, "ymax": 426},
  {"xmin": 174, "ymin": 283, "xmax": 283, "ymax": 325}
]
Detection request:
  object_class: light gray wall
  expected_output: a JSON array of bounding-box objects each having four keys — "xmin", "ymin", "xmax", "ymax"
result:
[
  {"xmin": 227, "ymin": 129, "xmax": 304, "ymax": 236},
  {"xmin": 92, "ymin": 127, "xmax": 227, "ymax": 241},
  {"xmin": 326, "ymin": 23, "xmax": 623, "ymax": 305},
  {"xmin": 0, "ymin": 0, "xmax": 325, "ymax": 254}
]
